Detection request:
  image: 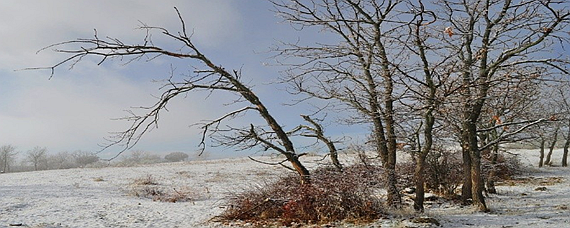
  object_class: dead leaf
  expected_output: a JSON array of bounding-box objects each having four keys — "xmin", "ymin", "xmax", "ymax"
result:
[{"xmin": 444, "ymin": 27, "xmax": 454, "ymax": 37}]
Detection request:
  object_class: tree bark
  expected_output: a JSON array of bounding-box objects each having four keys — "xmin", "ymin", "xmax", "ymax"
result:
[
  {"xmin": 563, "ymin": 121, "xmax": 570, "ymax": 167},
  {"xmin": 463, "ymin": 119, "xmax": 487, "ymax": 211},
  {"xmin": 461, "ymin": 144, "xmax": 473, "ymax": 204},
  {"xmin": 545, "ymin": 127, "xmax": 558, "ymax": 166},
  {"xmin": 414, "ymin": 155, "xmax": 427, "ymax": 212},
  {"xmin": 486, "ymin": 143, "xmax": 499, "ymax": 194},
  {"xmin": 470, "ymin": 151, "xmax": 488, "ymax": 212},
  {"xmin": 539, "ymin": 139, "xmax": 545, "ymax": 168},
  {"xmin": 563, "ymin": 143, "xmax": 569, "ymax": 167}
]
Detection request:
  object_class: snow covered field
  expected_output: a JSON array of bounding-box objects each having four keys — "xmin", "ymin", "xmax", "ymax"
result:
[{"xmin": 0, "ymin": 149, "xmax": 568, "ymax": 228}]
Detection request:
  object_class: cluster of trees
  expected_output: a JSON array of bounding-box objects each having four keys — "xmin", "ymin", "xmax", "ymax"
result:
[
  {"xmin": 0, "ymin": 145, "xmax": 190, "ymax": 173},
  {"xmin": 38, "ymin": 0, "xmax": 568, "ymax": 213},
  {"xmin": 0, "ymin": 145, "xmax": 100, "ymax": 172}
]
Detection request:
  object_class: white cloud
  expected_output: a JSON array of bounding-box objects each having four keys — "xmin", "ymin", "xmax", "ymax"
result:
[
  {"xmin": 0, "ymin": 1, "xmax": 335, "ymax": 157},
  {"xmin": 0, "ymin": 0, "xmax": 242, "ymax": 70},
  {"xmin": 0, "ymin": 63, "xmax": 213, "ymax": 153},
  {"xmin": 0, "ymin": 0, "xmax": 246, "ymax": 154}
]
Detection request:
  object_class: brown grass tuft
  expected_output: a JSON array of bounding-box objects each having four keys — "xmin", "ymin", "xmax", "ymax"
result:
[{"xmin": 129, "ymin": 175, "xmax": 198, "ymax": 203}]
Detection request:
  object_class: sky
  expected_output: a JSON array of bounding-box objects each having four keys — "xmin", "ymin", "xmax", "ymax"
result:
[{"xmin": 0, "ymin": 0, "xmax": 364, "ymax": 159}]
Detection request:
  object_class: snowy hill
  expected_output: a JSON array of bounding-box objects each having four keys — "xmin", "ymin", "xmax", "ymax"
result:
[{"xmin": 0, "ymin": 150, "xmax": 568, "ymax": 227}]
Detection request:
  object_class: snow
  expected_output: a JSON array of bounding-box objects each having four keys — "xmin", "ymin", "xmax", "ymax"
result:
[
  {"xmin": 432, "ymin": 149, "xmax": 570, "ymax": 228},
  {"xmin": 0, "ymin": 157, "xmax": 285, "ymax": 228},
  {"xmin": 1, "ymin": 150, "xmax": 569, "ymax": 227}
]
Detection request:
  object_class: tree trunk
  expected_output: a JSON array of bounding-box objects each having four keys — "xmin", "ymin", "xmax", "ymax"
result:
[
  {"xmin": 463, "ymin": 120, "xmax": 488, "ymax": 211},
  {"xmin": 414, "ymin": 157, "xmax": 426, "ymax": 212},
  {"xmin": 284, "ymin": 153, "xmax": 311, "ymax": 184},
  {"xmin": 300, "ymin": 115, "xmax": 342, "ymax": 171},
  {"xmin": 385, "ymin": 140, "xmax": 402, "ymax": 207},
  {"xmin": 544, "ymin": 127, "xmax": 560, "ymax": 166},
  {"xmin": 545, "ymin": 145, "xmax": 554, "ymax": 166},
  {"xmin": 372, "ymin": 110, "xmax": 401, "ymax": 208},
  {"xmin": 470, "ymin": 152, "xmax": 488, "ymax": 212},
  {"xmin": 545, "ymin": 127, "xmax": 558, "ymax": 166},
  {"xmin": 329, "ymin": 149, "xmax": 343, "ymax": 171},
  {"xmin": 563, "ymin": 144, "xmax": 569, "ymax": 167},
  {"xmin": 562, "ymin": 121, "xmax": 570, "ymax": 167},
  {"xmin": 539, "ymin": 139, "xmax": 545, "ymax": 168},
  {"xmin": 461, "ymin": 147, "xmax": 473, "ymax": 204},
  {"xmin": 461, "ymin": 134, "xmax": 473, "ymax": 205},
  {"xmin": 320, "ymin": 129, "xmax": 342, "ymax": 171},
  {"xmin": 486, "ymin": 144, "xmax": 499, "ymax": 194},
  {"xmin": 414, "ymin": 109, "xmax": 435, "ymax": 212},
  {"xmin": 385, "ymin": 120, "xmax": 401, "ymax": 207}
]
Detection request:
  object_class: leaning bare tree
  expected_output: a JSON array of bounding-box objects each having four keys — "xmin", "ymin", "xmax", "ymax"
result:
[
  {"xmin": 437, "ymin": 0, "xmax": 570, "ymax": 211},
  {"xmin": 291, "ymin": 115, "xmax": 343, "ymax": 171},
  {"xmin": 34, "ymin": 8, "xmax": 311, "ymax": 183},
  {"xmin": 271, "ymin": 0, "xmax": 406, "ymax": 207}
]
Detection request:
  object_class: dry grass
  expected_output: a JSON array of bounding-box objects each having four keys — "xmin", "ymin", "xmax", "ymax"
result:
[
  {"xmin": 132, "ymin": 175, "xmax": 159, "ymax": 185},
  {"xmin": 93, "ymin": 177, "xmax": 105, "ymax": 182},
  {"xmin": 498, "ymin": 176, "xmax": 565, "ymax": 186},
  {"xmin": 398, "ymin": 148, "xmax": 523, "ymax": 197},
  {"xmin": 218, "ymin": 165, "xmax": 384, "ymax": 226},
  {"xmin": 129, "ymin": 175, "xmax": 199, "ymax": 203}
]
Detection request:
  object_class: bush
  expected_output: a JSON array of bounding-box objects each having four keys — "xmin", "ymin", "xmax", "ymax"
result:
[
  {"xmin": 219, "ymin": 165, "xmax": 384, "ymax": 226},
  {"xmin": 164, "ymin": 152, "xmax": 189, "ymax": 162},
  {"xmin": 398, "ymin": 147, "xmax": 523, "ymax": 197},
  {"xmin": 73, "ymin": 150, "xmax": 100, "ymax": 167},
  {"xmin": 398, "ymin": 148, "xmax": 463, "ymax": 197},
  {"xmin": 481, "ymin": 150, "xmax": 523, "ymax": 181},
  {"xmin": 129, "ymin": 175, "xmax": 197, "ymax": 203},
  {"xmin": 118, "ymin": 150, "xmax": 163, "ymax": 166}
]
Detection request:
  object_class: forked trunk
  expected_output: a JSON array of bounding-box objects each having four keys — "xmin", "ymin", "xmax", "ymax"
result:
[{"xmin": 285, "ymin": 154, "xmax": 311, "ymax": 184}]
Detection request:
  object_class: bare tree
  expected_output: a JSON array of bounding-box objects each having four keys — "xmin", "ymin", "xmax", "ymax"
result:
[
  {"xmin": 35, "ymin": 8, "xmax": 311, "ymax": 183},
  {"xmin": 73, "ymin": 150, "xmax": 100, "ymax": 167},
  {"xmin": 436, "ymin": 0, "xmax": 570, "ymax": 211},
  {"xmin": 272, "ymin": 0, "xmax": 407, "ymax": 206},
  {"xmin": 47, "ymin": 151, "xmax": 77, "ymax": 169},
  {"xmin": 0, "ymin": 145, "xmax": 18, "ymax": 173},
  {"xmin": 553, "ymin": 82, "xmax": 570, "ymax": 167},
  {"xmin": 397, "ymin": 0, "xmax": 458, "ymax": 211},
  {"xmin": 563, "ymin": 121, "xmax": 570, "ymax": 167},
  {"xmin": 26, "ymin": 146, "xmax": 48, "ymax": 171},
  {"xmin": 468, "ymin": 68, "xmax": 548, "ymax": 194}
]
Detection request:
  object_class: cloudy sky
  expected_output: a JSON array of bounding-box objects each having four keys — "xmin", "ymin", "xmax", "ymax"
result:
[{"xmin": 0, "ymin": 0, "xmax": 362, "ymax": 159}]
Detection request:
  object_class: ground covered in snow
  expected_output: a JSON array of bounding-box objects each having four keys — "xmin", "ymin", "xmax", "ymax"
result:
[{"xmin": 0, "ymin": 149, "xmax": 569, "ymax": 228}]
